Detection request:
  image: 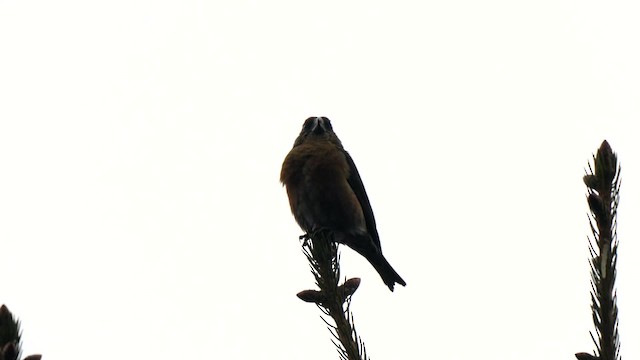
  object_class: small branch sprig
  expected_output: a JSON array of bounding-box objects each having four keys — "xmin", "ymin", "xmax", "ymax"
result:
[
  {"xmin": 0, "ymin": 305, "xmax": 41, "ymax": 360},
  {"xmin": 297, "ymin": 230, "xmax": 369, "ymax": 360},
  {"xmin": 577, "ymin": 140, "xmax": 621, "ymax": 360}
]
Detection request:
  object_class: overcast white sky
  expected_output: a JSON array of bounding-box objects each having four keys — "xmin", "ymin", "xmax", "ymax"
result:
[{"xmin": 1, "ymin": 1, "xmax": 639, "ymax": 359}]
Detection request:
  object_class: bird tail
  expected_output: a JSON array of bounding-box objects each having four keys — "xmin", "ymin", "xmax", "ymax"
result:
[
  {"xmin": 366, "ymin": 252, "xmax": 406, "ymax": 292},
  {"xmin": 343, "ymin": 236, "xmax": 406, "ymax": 291}
]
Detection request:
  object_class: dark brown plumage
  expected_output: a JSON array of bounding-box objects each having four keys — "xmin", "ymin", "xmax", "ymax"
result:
[{"xmin": 280, "ymin": 117, "xmax": 406, "ymax": 291}]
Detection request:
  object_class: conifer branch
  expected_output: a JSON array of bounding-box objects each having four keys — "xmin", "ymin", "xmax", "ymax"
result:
[
  {"xmin": 0, "ymin": 305, "xmax": 41, "ymax": 360},
  {"xmin": 296, "ymin": 230, "xmax": 369, "ymax": 360},
  {"xmin": 577, "ymin": 140, "xmax": 621, "ymax": 360}
]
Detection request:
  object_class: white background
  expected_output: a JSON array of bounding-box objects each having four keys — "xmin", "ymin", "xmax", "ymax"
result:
[{"xmin": 1, "ymin": 1, "xmax": 638, "ymax": 359}]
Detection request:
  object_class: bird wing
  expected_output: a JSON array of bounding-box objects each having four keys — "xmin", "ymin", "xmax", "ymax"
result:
[{"xmin": 342, "ymin": 150, "xmax": 382, "ymax": 250}]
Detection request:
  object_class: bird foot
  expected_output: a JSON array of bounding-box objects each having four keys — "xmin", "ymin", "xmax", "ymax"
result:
[
  {"xmin": 299, "ymin": 228, "xmax": 333, "ymax": 246},
  {"xmin": 299, "ymin": 233, "xmax": 311, "ymax": 246}
]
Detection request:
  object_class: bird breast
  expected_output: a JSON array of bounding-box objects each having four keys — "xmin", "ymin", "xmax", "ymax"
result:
[{"xmin": 281, "ymin": 142, "xmax": 367, "ymax": 234}]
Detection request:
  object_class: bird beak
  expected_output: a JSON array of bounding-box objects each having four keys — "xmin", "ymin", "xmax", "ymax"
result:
[{"xmin": 311, "ymin": 117, "xmax": 324, "ymax": 134}]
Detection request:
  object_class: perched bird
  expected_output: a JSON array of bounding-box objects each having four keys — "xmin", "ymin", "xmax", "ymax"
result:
[{"xmin": 280, "ymin": 117, "xmax": 406, "ymax": 291}]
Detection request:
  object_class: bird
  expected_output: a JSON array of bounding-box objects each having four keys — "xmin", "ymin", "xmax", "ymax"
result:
[{"xmin": 280, "ymin": 116, "xmax": 406, "ymax": 291}]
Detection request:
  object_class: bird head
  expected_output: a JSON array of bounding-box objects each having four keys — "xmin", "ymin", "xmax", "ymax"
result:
[{"xmin": 293, "ymin": 117, "xmax": 343, "ymax": 148}]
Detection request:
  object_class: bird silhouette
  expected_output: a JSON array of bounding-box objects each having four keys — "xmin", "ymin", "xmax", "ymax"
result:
[{"xmin": 280, "ymin": 117, "xmax": 406, "ymax": 291}]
